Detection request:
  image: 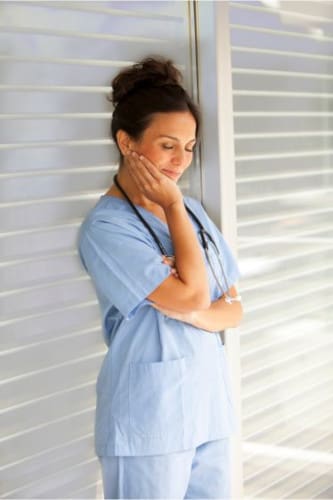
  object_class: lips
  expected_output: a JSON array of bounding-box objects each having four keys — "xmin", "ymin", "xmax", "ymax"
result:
[{"xmin": 162, "ymin": 169, "xmax": 181, "ymax": 179}]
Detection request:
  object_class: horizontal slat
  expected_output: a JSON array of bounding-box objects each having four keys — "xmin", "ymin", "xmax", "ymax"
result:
[
  {"xmin": 243, "ymin": 388, "xmax": 333, "ymax": 440},
  {"xmin": 240, "ymin": 260, "xmax": 333, "ymax": 301},
  {"xmin": 235, "ymin": 131, "xmax": 333, "ymax": 139},
  {"xmin": 230, "ymin": 1, "xmax": 333, "ymax": 25},
  {"xmin": 0, "ymin": 298, "xmax": 99, "ymax": 347},
  {"xmin": 236, "ymin": 187, "xmax": 333, "ymax": 205},
  {"xmin": 1, "ymin": 322, "xmax": 100, "ymax": 357},
  {"xmin": 9, "ymin": 458, "xmax": 99, "ymax": 498},
  {"xmin": 281, "ymin": 465, "xmax": 333, "ymax": 499},
  {"xmin": 230, "ymin": 23, "xmax": 333, "ymax": 43},
  {"xmin": 232, "ymin": 45, "xmax": 333, "ymax": 62},
  {"xmin": 0, "ymin": 170, "xmax": 113, "ymax": 203},
  {"xmin": 0, "ymin": 351, "xmax": 103, "ymax": 410},
  {"xmin": 18, "ymin": 0, "xmax": 184, "ymax": 20},
  {"xmin": 0, "ymin": 408, "xmax": 95, "ymax": 469},
  {"xmin": 233, "ymin": 73, "xmax": 333, "ymax": 92},
  {"xmin": 0, "ymin": 166, "xmax": 112, "ymax": 180},
  {"xmin": 0, "ymin": 276, "xmax": 97, "ymax": 320},
  {"xmin": 234, "ymin": 115, "xmax": 333, "ymax": 133},
  {"xmin": 239, "ymin": 225, "xmax": 333, "ymax": 249},
  {"xmin": 242, "ymin": 293, "xmax": 333, "ymax": 339},
  {"xmin": 0, "ymin": 223, "xmax": 81, "ymax": 261},
  {"xmin": 0, "ymin": 112, "xmax": 112, "ymax": 119},
  {"xmin": 237, "ymin": 167, "xmax": 333, "ymax": 181},
  {"xmin": 71, "ymin": 480, "xmax": 102, "ymax": 499},
  {"xmin": 254, "ymin": 459, "xmax": 333, "ymax": 499},
  {"xmin": 242, "ymin": 331, "xmax": 333, "ymax": 379},
  {"xmin": 239, "ymin": 240, "xmax": 332, "ymax": 263},
  {"xmin": 234, "ymin": 89, "xmax": 333, "ymax": 97},
  {"xmin": 0, "ymin": 251, "xmax": 82, "ymax": 290},
  {"xmin": 236, "ymin": 150, "xmax": 332, "ymax": 177},
  {"xmin": 0, "ymin": 433, "xmax": 95, "ymax": 495},
  {"xmin": 1, "ymin": 328, "xmax": 102, "ymax": 382},
  {"xmin": 0, "ymin": 344, "xmax": 103, "ymax": 386},
  {"xmin": 0, "ymin": 383, "xmax": 95, "ymax": 439},
  {"xmin": 240, "ymin": 301, "xmax": 332, "ymax": 337},
  {"xmin": 234, "ymin": 94, "xmax": 333, "ymax": 112},
  {"xmin": 235, "ymin": 111, "xmax": 333, "ymax": 116},
  {"xmin": 232, "ymin": 52, "xmax": 333, "ymax": 76},
  {"xmin": 1, "ymin": 405, "xmax": 94, "ymax": 445},
  {"xmin": 0, "ymin": 54, "xmax": 133, "ymax": 68},
  {"xmin": 0, "ymin": 84, "xmax": 111, "ymax": 92},
  {"xmin": 236, "ymin": 149, "xmax": 333, "ymax": 161},
  {"xmin": 235, "ymin": 135, "xmax": 333, "ymax": 157},
  {"xmin": 244, "ymin": 434, "xmax": 331, "ymax": 492},
  {"xmin": 243, "ymin": 408, "xmax": 333, "ymax": 467},
  {"xmin": 0, "ymin": 139, "xmax": 112, "ymax": 150},
  {"xmin": 0, "ymin": 24, "xmax": 167, "ymax": 43},
  {"xmin": 242, "ymin": 354, "xmax": 333, "ymax": 402},
  {"xmin": 243, "ymin": 367, "xmax": 333, "ymax": 420},
  {"xmin": 0, "ymin": 145, "xmax": 118, "ymax": 174},
  {"xmin": 238, "ymin": 207, "xmax": 333, "ymax": 228}
]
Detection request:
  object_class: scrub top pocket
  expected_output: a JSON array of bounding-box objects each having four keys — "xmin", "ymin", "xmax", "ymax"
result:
[{"xmin": 129, "ymin": 356, "xmax": 193, "ymax": 438}]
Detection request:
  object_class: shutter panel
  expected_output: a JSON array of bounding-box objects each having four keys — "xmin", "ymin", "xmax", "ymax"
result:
[
  {"xmin": 230, "ymin": 1, "xmax": 333, "ymax": 498},
  {"xmin": 0, "ymin": 1, "xmax": 198, "ymax": 497}
]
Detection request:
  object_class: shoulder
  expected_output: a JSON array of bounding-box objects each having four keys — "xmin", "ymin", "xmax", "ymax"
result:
[
  {"xmin": 183, "ymin": 195, "xmax": 204, "ymax": 213},
  {"xmin": 78, "ymin": 198, "xmax": 147, "ymax": 251},
  {"xmin": 183, "ymin": 195, "xmax": 210, "ymax": 223}
]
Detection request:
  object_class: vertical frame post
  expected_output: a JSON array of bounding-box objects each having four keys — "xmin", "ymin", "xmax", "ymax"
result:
[{"xmin": 194, "ymin": 1, "xmax": 243, "ymax": 497}]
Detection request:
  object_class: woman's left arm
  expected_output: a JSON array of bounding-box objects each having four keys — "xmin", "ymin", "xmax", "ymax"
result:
[{"xmin": 151, "ymin": 285, "xmax": 243, "ymax": 333}]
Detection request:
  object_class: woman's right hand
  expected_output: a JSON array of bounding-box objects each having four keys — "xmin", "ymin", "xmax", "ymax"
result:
[{"xmin": 126, "ymin": 151, "xmax": 183, "ymax": 210}]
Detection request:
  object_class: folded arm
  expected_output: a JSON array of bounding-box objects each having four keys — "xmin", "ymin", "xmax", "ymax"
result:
[{"xmin": 150, "ymin": 284, "xmax": 243, "ymax": 333}]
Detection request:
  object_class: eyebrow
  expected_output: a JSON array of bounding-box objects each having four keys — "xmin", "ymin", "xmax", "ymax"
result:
[{"xmin": 157, "ymin": 135, "xmax": 196, "ymax": 143}]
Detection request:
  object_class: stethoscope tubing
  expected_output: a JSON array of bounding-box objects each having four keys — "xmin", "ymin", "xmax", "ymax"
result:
[{"xmin": 113, "ymin": 174, "xmax": 229, "ymax": 293}]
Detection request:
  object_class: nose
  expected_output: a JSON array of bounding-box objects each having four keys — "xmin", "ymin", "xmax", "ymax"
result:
[{"xmin": 171, "ymin": 149, "xmax": 185, "ymax": 168}]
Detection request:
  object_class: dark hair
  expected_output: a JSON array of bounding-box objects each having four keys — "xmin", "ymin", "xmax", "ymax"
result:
[{"xmin": 108, "ymin": 56, "xmax": 200, "ymax": 160}]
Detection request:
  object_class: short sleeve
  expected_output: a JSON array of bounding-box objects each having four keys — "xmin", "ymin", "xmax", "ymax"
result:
[
  {"xmin": 78, "ymin": 218, "xmax": 171, "ymax": 320},
  {"xmin": 185, "ymin": 197, "xmax": 241, "ymax": 290}
]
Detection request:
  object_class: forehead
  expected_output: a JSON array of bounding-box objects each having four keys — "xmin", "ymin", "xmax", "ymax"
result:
[{"xmin": 145, "ymin": 111, "xmax": 196, "ymax": 138}]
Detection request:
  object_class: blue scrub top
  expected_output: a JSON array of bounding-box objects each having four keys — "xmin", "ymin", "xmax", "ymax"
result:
[{"xmin": 77, "ymin": 194, "xmax": 241, "ymax": 457}]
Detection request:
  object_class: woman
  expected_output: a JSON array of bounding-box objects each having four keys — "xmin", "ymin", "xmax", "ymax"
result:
[{"xmin": 77, "ymin": 56, "xmax": 243, "ymax": 499}]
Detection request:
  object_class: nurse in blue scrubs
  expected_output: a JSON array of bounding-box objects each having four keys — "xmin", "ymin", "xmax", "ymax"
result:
[{"xmin": 77, "ymin": 56, "xmax": 243, "ymax": 499}]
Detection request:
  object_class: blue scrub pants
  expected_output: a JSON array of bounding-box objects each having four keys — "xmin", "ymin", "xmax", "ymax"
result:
[{"xmin": 99, "ymin": 437, "xmax": 231, "ymax": 499}]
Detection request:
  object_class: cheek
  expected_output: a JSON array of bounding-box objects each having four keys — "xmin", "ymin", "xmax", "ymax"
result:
[{"xmin": 137, "ymin": 144, "xmax": 168, "ymax": 167}]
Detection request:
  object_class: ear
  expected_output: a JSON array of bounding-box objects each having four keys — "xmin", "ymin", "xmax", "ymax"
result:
[{"xmin": 116, "ymin": 130, "xmax": 133, "ymax": 156}]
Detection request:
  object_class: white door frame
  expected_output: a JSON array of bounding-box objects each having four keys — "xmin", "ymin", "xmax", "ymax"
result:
[{"xmin": 194, "ymin": 1, "xmax": 244, "ymax": 497}]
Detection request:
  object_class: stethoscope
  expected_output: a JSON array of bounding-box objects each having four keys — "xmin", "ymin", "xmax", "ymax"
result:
[{"xmin": 113, "ymin": 174, "xmax": 232, "ymax": 298}]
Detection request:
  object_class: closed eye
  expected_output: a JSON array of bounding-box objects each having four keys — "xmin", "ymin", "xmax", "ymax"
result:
[{"xmin": 162, "ymin": 144, "xmax": 196, "ymax": 153}]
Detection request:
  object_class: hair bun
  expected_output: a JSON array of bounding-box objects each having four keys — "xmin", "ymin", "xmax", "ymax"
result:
[{"xmin": 110, "ymin": 56, "xmax": 183, "ymax": 106}]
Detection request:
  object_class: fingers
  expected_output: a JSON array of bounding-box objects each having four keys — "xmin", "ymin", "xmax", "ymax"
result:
[
  {"xmin": 127, "ymin": 151, "xmax": 162, "ymax": 183},
  {"xmin": 124, "ymin": 149, "xmax": 182, "ymax": 209},
  {"xmin": 125, "ymin": 152, "xmax": 162, "ymax": 198},
  {"xmin": 162, "ymin": 255, "xmax": 179, "ymax": 278},
  {"xmin": 162, "ymin": 255, "xmax": 175, "ymax": 266}
]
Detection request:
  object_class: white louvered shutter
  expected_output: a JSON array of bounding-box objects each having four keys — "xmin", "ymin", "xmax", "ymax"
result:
[
  {"xmin": 0, "ymin": 2, "xmax": 199, "ymax": 497},
  {"xmin": 230, "ymin": 1, "xmax": 333, "ymax": 498}
]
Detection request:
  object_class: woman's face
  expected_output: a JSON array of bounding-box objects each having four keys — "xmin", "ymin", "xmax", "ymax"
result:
[{"xmin": 129, "ymin": 111, "xmax": 197, "ymax": 182}]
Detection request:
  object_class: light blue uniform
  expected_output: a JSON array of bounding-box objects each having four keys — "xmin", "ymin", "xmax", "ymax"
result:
[{"xmin": 77, "ymin": 194, "xmax": 241, "ymax": 498}]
